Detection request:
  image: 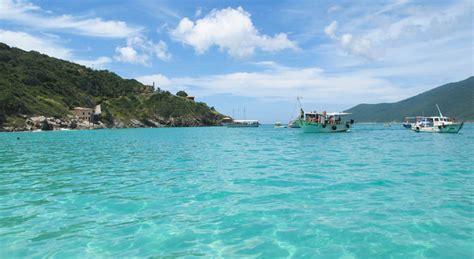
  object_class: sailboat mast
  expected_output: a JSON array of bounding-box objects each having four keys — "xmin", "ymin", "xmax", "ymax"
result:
[{"xmin": 436, "ymin": 104, "xmax": 443, "ymax": 117}]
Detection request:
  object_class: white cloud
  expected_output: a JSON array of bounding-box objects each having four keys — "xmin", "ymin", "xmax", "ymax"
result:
[
  {"xmin": 1, "ymin": 29, "xmax": 116, "ymax": 69},
  {"xmin": 327, "ymin": 5, "xmax": 341, "ymax": 14},
  {"xmin": 324, "ymin": 21, "xmax": 338, "ymax": 39},
  {"xmin": 323, "ymin": 0, "xmax": 472, "ymax": 61},
  {"xmin": 0, "ymin": 0, "xmax": 141, "ymax": 38},
  {"xmin": 153, "ymin": 40, "xmax": 171, "ymax": 61},
  {"xmin": 0, "ymin": 29, "xmax": 71, "ymax": 59},
  {"xmin": 115, "ymin": 35, "xmax": 171, "ymax": 66},
  {"xmin": 195, "ymin": 7, "xmax": 202, "ymax": 17},
  {"xmin": 170, "ymin": 6, "xmax": 298, "ymax": 58},
  {"xmin": 135, "ymin": 74, "xmax": 172, "ymax": 89},
  {"xmin": 74, "ymin": 56, "xmax": 112, "ymax": 69},
  {"xmin": 115, "ymin": 46, "xmax": 149, "ymax": 66},
  {"xmin": 136, "ymin": 63, "xmax": 411, "ymax": 104}
]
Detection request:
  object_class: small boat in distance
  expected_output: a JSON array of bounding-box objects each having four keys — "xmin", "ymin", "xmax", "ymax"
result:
[
  {"xmin": 403, "ymin": 117, "xmax": 417, "ymax": 128},
  {"xmin": 411, "ymin": 105, "xmax": 463, "ymax": 133},
  {"xmin": 288, "ymin": 119, "xmax": 300, "ymax": 128},
  {"xmin": 274, "ymin": 122, "xmax": 286, "ymax": 128},
  {"xmin": 226, "ymin": 120, "xmax": 260, "ymax": 128},
  {"xmin": 288, "ymin": 96, "xmax": 303, "ymax": 128},
  {"xmin": 297, "ymin": 110, "xmax": 354, "ymax": 133}
]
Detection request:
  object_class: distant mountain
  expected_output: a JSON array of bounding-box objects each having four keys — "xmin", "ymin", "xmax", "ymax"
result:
[
  {"xmin": 345, "ymin": 77, "xmax": 474, "ymax": 122},
  {"xmin": 0, "ymin": 43, "xmax": 225, "ymax": 130}
]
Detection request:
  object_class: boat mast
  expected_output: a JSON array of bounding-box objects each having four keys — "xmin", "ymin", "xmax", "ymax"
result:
[
  {"xmin": 436, "ymin": 104, "xmax": 443, "ymax": 117},
  {"xmin": 297, "ymin": 96, "xmax": 303, "ymax": 115}
]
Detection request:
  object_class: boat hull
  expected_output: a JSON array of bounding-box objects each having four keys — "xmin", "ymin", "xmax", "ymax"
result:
[
  {"xmin": 412, "ymin": 122, "xmax": 463, "ymax": 133},
  {"xmin": 226, "ymin": 124, "xmax": 259, "ymax": 128},
  {"xmin": 298, "ymin": 120, "xmax": 351, "ymax": 133},
  {"xmin": 288, "ymin": 120, "xmax": 301, "ymax": 128}
]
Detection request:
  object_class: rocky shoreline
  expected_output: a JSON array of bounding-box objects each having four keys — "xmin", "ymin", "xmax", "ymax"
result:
[{"xmin": 0, "ymin": 115, "xmax": 223, "ymax": 132}]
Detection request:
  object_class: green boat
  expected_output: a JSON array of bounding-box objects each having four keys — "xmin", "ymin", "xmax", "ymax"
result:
[{"xmin": 297, "ymin": 111, "xmax": 354, "ymax": 133}]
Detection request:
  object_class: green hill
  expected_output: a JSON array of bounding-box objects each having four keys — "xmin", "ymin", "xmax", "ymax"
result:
[
  {"xmin": 345, "ymin": 77, "xmax": 474, "ymax": 122},
  {"xmin": 0, "ymin": 43, "xmax": 225, "ymax": 130}
]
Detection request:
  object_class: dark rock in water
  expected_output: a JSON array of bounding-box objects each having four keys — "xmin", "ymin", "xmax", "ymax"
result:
[
  {"xmin": 40, "ymin": 119, "xmax": 54, "ymax": 131},
  {"xmin": 69, "ymin": 120, "xmax": 77, "ymax": 129}
]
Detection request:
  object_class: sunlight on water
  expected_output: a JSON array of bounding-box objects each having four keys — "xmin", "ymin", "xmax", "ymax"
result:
[{"xmin": 0, "ymin": 124, "xmax": 473, "ymax": 257}]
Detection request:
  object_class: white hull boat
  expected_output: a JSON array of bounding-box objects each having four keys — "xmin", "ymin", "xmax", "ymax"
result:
[{"xmin": 411, "ymin": 105, "xmax": 464, "ymax": 133}]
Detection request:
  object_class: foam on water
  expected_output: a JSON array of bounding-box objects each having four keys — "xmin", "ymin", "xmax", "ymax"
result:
[{"xmin": 0, "ymin": 124, "xmax": 473, "ymax": 257}]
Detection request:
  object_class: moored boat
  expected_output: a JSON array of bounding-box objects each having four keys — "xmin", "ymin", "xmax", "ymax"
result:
[
  {"xmin": 288, "ymin": 119, "xmax": 300, "ymax": 128},
  {"xmin": 226, "ymin": 120, "xmax": 260, "ymax": 127},
  {"xmin": 274, "ymin": 122, "xmax": 286, "ymax": 128},
  {"xmin": 403, "ymin": 117, "xmax": 417, "ymax": 129},
  {"xmin": 411, "ymin": 105, "xmax": 463, "ymax": 133},
  {"xmin": 297, "ymin": 111, "xmax": 354, "ymax": 133}
]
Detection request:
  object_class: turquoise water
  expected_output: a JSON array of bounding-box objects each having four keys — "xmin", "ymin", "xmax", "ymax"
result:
[{"xmin": 0, "ymin": 124, "xmax": 473, "ymax": 258}]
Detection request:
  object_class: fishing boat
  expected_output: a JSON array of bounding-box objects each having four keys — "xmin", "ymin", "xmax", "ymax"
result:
[
  {"xmin": 411, "ymin": 105, "xmax": 463, "ymax": 133},
  {"xmin": 226, "ymin": 120, "xmax": 260, "ymax": 128},
  {"xmin": 297, "ymin": 110, "xmax": 354, "ymax": 133}
]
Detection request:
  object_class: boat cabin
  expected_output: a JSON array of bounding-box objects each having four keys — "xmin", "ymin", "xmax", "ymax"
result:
[
  {"xmin": 302, "ymin": 112, "xmax": 351, "ymax": 125},
  {"xmin": 416, "ymin": 116, "xmax": 455, "ymax": 127}
]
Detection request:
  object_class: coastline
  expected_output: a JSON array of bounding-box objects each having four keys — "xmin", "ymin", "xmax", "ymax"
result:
[{"xmin": 0, "ymin": 115, "xmax": 223, "ymax": 132}]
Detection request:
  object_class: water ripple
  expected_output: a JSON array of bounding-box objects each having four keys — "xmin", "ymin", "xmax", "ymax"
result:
[{"xmin": 0, "ymin": 124, "xmax": 473, "ymax": 257}]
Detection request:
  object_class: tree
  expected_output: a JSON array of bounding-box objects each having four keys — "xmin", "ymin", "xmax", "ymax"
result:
[{"xmin": 176, "ymin": 90, "xmax": 188, "ymax": 97}]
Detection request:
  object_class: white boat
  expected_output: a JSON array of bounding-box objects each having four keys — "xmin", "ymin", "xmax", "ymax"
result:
[
  {"xmin": 403, "ymin": 117, "xmax": 417, "ymax": 129},
  {"xmin": 226, "ymin": 120, "xmax": 260, "ymax": 128},
  {"xmin": 297, "ymin": 111, "xmax": 354, "ymax": 133},
  {"xmin": 411, "ymin": 105, "xmax": 463, "ymax": 133},
  {"xmin": 274, "ymin": 122, "xmax": 286, "ymax": 128},
  {"xmin": 288, "ymin": 96, "xmax": 302, "ymax": 128},
  {"xmin": 288, "ymin": 119, "xmax": 300, "ymax": 128}
]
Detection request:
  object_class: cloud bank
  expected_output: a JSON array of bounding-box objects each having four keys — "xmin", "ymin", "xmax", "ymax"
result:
[{"xmin": 136, "ymin": 62, "xmax": 412, "ymax": 104}]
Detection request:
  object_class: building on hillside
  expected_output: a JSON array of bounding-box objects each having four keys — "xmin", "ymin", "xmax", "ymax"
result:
[
  {"xmin": 73, "ymin": 107, "xmax": 93, "ymax": 121},
  {"xmin": 186, "ymin": 96, "xmax": 195, "ymax": 101},
  {"xmin": 94, "ymin": 104, "xmax": 101, "ymax": 115}
]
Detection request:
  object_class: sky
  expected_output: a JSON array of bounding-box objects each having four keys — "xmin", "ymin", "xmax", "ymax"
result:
[{"xmin": 0, "ymin": 0, "xmax": 472, "ymax": 123}]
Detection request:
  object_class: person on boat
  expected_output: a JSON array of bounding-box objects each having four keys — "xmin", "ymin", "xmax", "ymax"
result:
[{"xmin": 300, "ymin": 108, "xmax": 304, "ymax": 119}]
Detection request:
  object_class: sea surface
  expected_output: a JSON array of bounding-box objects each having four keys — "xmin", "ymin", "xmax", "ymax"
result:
[{"xmin": 0, "ymin": 124, "xmax": 473, "ymax": 258}]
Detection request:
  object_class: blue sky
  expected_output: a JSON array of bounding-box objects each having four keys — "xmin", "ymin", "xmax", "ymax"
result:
[{"xmin": 0, "ymin": 0, "xmax": 472, "ymax": 123}]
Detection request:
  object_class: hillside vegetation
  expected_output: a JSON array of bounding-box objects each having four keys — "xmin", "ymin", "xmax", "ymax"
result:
[
  {"xmin": 0, "ymin": 43, "xmax": 224, "ymax": 129},
  {"xmin": 345, "ymin": 77, "xmax": 474, "ymax": 122}
]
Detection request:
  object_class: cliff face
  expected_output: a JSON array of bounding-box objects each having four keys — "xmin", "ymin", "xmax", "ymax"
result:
[
  {"xmin": 0, "ymin": 43, "xmax": 225, "ymax": 131},
  {"xmin": 345, "ymin": 77, "xmax": 474, "ymax": 122}
]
